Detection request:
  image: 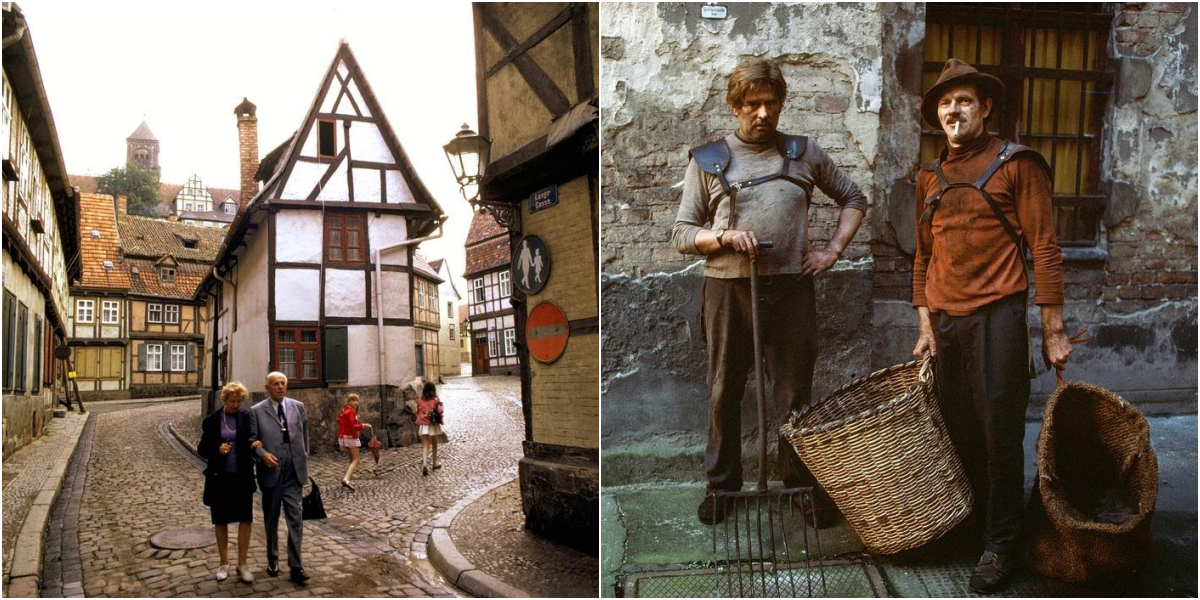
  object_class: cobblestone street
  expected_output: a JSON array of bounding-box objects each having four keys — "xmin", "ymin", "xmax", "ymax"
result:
[{"xmin": 38, "ymin": 375, "xmax": 553, "ymax": 597}]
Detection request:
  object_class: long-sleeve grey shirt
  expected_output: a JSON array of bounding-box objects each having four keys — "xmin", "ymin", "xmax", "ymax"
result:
[{"xmin": 671, "ymin": 133, "xmax": 867, "ymax": 279}]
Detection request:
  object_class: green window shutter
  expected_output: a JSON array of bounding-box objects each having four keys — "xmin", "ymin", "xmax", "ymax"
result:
[
  {"xmin": 186, "ymin": 343, "xmax": 195, "ymax": 372},
  {"xmin": 3, "ymin": 291, "xmax": 14, "ymax": 393},
  {"xmin": 324, "ymin": 326, "xmax": 348, "ymax": 382},
  {"xmin": 138, "ymin": 343, "xmax": 147, "ymax": 372}
]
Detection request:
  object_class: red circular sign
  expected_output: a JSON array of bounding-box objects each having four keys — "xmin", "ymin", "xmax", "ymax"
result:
[{"xmin": 526, "ymin": 302, "xmax": 569, "ymax": 364}]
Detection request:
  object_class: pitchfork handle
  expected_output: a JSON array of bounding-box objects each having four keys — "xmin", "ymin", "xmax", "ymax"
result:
[{"xmin": 750, "ymin": 240, "xmax": 773, "ymax": 492}]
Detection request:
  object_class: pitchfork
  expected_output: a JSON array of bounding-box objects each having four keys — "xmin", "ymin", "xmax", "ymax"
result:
[{"xmin": 709, "ymin": 241, "xmax": 828, "ymax": 597}]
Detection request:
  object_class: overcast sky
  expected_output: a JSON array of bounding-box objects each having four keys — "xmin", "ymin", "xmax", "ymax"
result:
[{"xmin": 20, "ymin": 0, "xmax": 480, "ymax": 293}]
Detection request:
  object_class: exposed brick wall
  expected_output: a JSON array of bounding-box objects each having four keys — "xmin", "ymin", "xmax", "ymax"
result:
[{"xmin": 237, "ymin": 106, "xmax": 259, "ymax": 210}]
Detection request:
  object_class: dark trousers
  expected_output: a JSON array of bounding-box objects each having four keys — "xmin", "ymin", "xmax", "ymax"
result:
[
  {"xmin": 702, "ymin": 275, "xmax": 826, "ymax": 502},
  {"xmin": 261, "ymin": 445, "xmax": 303, "ymax": 571},
  {"xmin": 931, "ymin": 292, "xmax": 1031, "ymax": 554}
]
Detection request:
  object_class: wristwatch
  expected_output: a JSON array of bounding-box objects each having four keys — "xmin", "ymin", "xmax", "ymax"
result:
[{"xmin": 714, "ymin": 228, "xmax": 727, "ymax": 247}]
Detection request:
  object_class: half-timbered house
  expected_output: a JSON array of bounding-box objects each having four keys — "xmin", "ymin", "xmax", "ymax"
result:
[
  {"xmin": 118, "ymin": 213, "xmax": 221, "ymax": 397},
  {"xmin": 430, "ymin": 258, "xmax": 463, "ymax": 378},
  {"xmin": 2, "ymin": 3, "xmax": 82, "ymax": 454},
  {"xmin": 470, "ymin": 2, "xmax": 599, "ymax": 552},
  {"xmin": 412, "ymin": 254, "xmax": 443, "ymax": 381},
  {"xmin": 68, "ymin": 193, "xmax": 132, "ymax": 399},
  {"xmin": 463, "ymin": 210, "xmax": 517, "ymax": 375},
  {"xmin": 198, "ymin": 41, "xmax": 446, "ymax": 450}
]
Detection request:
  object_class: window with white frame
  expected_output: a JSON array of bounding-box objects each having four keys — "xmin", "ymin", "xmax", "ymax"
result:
[
  {"xmin": 473, "ymin": 277, "xmax": 485, "ymax": 303},
  {"xmin": 76, "ymin": 299, "xmax": 94, "ymax": 323},
  {"xmin": 488, "ymin": 330, "xmax": 498, "ymax": 358},
  {"xmin": 146, "ymin": 344, "xmax": 163, "ymax": 371},
  {"xmin": 148, "ymin": 303, "xmax": 162, "ymax": 323},
  {"xmin": 503, "ymin": 328, "xmax": 516, "ymax": 356},
  {"xmin": 170, "ymin": 344, "xmax": 186, "ymax": 371},
  {"xmin": 101, "ymin": 300, "xmax": 119, "ymax": 324},
  {"xmin": 165, "ymin": 305, "xmax": 180, "ymax": 324},
  {"xmin": 499, "ymin": 271, "xmax": 511, "ymax": 297}
]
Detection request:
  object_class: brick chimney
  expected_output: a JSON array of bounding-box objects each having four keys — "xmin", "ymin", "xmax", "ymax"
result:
[
  {"xmin": 234, "ymin": 97, "xmax": 259, "ymax": 211},
  {"xmin": 112, "ymin": 193, "xmax": 127, "ymax": 215}
]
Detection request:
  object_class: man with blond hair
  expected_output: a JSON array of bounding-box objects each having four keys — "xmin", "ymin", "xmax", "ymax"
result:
[
  {"xmin": 249, "ymin": 371, "xmax": 311, "ymax": 585},
  {"xmin": 672, "ymin": 57, "xmax": 867, "ymax": 527}
]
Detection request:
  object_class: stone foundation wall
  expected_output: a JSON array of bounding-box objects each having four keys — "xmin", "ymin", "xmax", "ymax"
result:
[
  {"xmin": 2, "ymin": 391, "xmax": 55, "ymax": 457},
  {"xmin": 518, "ymin": 442, "xmax": 598, "ymax": 555}
]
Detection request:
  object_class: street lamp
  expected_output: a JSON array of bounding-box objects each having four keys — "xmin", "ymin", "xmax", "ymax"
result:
[{"xmin": 443, "ymin": 124, "xmax": 515, "ymax": 227}]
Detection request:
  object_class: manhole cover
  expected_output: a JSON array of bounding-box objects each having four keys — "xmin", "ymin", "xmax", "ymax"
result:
[
  {"xmin": 624, "ymin": 557, "xmax": 886, "ymax": 598},
  {"xmin": 149, "ymin": 528, "xmax": 216, "ymax": 550}
]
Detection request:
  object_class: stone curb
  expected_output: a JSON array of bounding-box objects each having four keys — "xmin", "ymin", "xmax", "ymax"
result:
[
  {"xmin": 426, "ymin": 477, "xmax": 531, "ymax": 598},
  {"xmin": 6, "ymin": 411, "xmax": 90, "ymax": 596}
]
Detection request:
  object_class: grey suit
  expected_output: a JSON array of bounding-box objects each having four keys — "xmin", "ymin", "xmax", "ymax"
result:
[{"xmin": 249, "ymin": 397, "xmax": 309, "ymax": 572}]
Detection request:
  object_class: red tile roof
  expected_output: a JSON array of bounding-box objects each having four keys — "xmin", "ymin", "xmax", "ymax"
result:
[
  {"xmin": 125, "ymin": 258, "xmax": 210, "ymax": 299},
  {"xmin": 76, "ymin": 193, "xmax": 131, "ymax": 290},
  {"xmin": 117, "ymin": 214, "xmax": 224, "ymax": 263},
  {"xmin": 464, "ymin": 210, "xmax": 507, "ymax": 245}
]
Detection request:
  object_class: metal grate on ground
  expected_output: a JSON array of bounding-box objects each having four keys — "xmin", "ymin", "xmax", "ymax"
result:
[{"xmin": 625, "ymin": 557, "xmax": 888, "ymax": 598}]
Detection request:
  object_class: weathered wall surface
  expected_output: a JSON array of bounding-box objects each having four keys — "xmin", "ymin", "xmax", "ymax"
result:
[
  {"xmin": 601, "ymin": 3, "xmax": 924, "ymax": 483},
  {"xmin": 602, "ymin": 2, "xmax": 1197, "ymax": 484}
]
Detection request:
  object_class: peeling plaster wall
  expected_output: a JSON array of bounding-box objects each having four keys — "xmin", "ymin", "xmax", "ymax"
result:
[{"xmin": 601, "ymin": 3, "xmax": 919, "ymax": 483}]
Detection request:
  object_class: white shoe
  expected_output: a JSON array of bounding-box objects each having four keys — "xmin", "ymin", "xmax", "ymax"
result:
[
  {"xmin": 216, "ymin": 564, "xmax": 229, "ymax": 581},
  {"xmin": 239, "ymin": 566, "xmax": 254, "ymax": 583}
]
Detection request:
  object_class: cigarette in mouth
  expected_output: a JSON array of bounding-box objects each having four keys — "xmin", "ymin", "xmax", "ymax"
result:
[{"xmin": 954, "ymin": 121, "xmax": 960, "ymax": 136}]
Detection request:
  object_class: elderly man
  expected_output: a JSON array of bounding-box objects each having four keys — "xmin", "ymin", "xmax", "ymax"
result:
[
  {"xmin": 912, "ymin": 59, "xmax": 1072, "ymax": 594},
  {"xmin": 249, "ymin": 372, "xmax": 311, "ymax": 585},
  {"xmin": 671, "ymin": 57, "xmax": 867, "ymax": 527}
]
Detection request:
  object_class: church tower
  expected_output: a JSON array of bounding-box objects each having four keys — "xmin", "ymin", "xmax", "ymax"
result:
[{"xmin": 126, "ymin": 120, "xmax": 160, "ymax": 176}]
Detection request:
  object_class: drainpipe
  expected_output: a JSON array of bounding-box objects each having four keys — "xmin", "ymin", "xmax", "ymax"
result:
[{"xmin": 374, "ymin": 219, "xmax": 444, "ymax": 446}]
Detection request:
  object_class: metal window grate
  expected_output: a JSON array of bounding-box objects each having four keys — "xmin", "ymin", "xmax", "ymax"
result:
[
  {"xmin": 625, "ymin": 557, "xmax": 885, "ymax": 598},
  {"xmin": 923, "ymin": 3, "xmax": 1114, "ymax": 246}
]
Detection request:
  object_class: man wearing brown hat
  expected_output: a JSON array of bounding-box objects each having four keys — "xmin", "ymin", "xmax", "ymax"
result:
[
  {"xmin": 672, "ymin": 57, "xmax": 867, "ymax": 527},
  {"xmin": 912, "ymin": 58, "xmax": 1072, "ymax": 593}
]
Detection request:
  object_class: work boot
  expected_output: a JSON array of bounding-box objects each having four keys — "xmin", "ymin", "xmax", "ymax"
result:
[
  {"xmin": 793, "ymin": 494, "xmax": 840, "ymax": 528},
  {"xmin": 697, "ymin": 492, "xmax": 730, "ymax": 526},
  {"xmin": 968, "ymin": 550, "xmax": 1013, "ymax": 594}
]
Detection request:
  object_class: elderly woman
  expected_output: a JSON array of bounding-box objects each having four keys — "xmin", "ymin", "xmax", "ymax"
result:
[{"xmin": 198, "ymin": 382, "xmax": 258, "ymax": 584}]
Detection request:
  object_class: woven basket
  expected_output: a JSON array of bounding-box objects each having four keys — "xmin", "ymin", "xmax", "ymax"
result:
[
  {"xmin": 1023, "ymin": 381, "xmax": 1158, "ymax": 586},
  {"xmin": 780, "ymin": 356, "xmax": 973, "ymax": 554}
]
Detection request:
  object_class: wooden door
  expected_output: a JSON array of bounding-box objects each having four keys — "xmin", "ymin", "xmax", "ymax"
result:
[{"xmin": 472, "ymin": 332, "xmax": 489, "ymax": 375}]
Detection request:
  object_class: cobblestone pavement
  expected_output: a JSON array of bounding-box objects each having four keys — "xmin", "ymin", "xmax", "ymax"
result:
[
  {"xmin": 1, "ymin": 410, "xmax": 87, "ymax": 593},
  {"xmin": 453, "ymin": 479, "xmax": 598, "ymax": 597},
  {"xmin": 44, "ymin": 401, "xmax": 455, "ymax": 597},
  {"xmin": 46, "ymin": 375, "xmax": 548, "ymax": 597}
]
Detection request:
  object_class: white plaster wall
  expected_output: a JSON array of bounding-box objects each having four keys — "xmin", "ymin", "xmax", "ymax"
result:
[
  {"xmin": 274, "ymin": 269, "xmax": 321, "ymax": 322},
  {"xmin": 370, "ymin": 271, "xmax": 411, "ymax": 319},
  {"xmin": 384, "ymin": 171, "xmax": 416, "ymax": 205},
  {"xmin": 229, "ymin": 219, "xmax": 272, "ymax": 384},
  {"xmin": 347, "ymin": 80, "xmax": 372, "ymax": 117},
  {"xmin": 275, "ymin": 211, "xmax": 324, "ymax": 263},
  {"xmin": 325, "ymin": 269, "xmax": 367, "ymax": 318},
  {"xmin": 281, "ymin": 161, "xmax": 324, "ymax": 201},
  {"xmin": 319, "ymin": 85, "xmax": 337, "ymax": 113},
  {"xmin": 314, "ymin": 160, "xmax": 351, "ymax": 202},
  {"xmin": 349, "ymin": 123, "xmax": 390, "ymax": 164},
  {"xmin": 346, "ymin": 324, "xmax": 379, "ymax": 385},
  {"xmin": 352, "ymin": 168, "xmax": 383, "ymax": 203},
  {"xmin": 367, "ymin": 215, "xmax": 410, "ymax": 266},
  {"xmin": 384, "ymin": 326, "xmax": 416, "ymax": 384}
]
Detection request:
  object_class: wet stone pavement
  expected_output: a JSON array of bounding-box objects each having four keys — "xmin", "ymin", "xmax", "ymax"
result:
[
  {"xmin": 453, "ymin": 478, "xmax": 598, "ymax": 597},
  {"xmin": 42, "ymin": 375, "xmax": 541, "ymax": 597}
]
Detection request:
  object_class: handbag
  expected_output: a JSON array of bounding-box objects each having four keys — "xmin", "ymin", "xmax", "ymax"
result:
[
  {"xmin": 429, "ymin": 401, "xmax": 444, "ymax": 425},
  {"xmin": 301, "ymin": 477, "xmax": 327, "ymax": 520}
]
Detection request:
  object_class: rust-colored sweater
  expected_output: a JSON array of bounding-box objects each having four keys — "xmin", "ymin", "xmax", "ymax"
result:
[{"xmin": 912, "ymin": 134, "xmax": 1064, "ymax": 316}]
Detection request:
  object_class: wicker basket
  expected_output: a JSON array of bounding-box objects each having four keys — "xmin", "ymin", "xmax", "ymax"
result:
[
  {"xmin": 1023, "ymin": 381, "xmax": 1158, "ymax": 586},
  {"xmin": 780, "ymin": 356, "xmax": 973, "ymax": 554}
]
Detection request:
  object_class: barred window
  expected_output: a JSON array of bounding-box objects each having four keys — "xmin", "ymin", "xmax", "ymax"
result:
[{"xmin": 923, "ymin": 3, "xmax": 1114, "ymax": 246}]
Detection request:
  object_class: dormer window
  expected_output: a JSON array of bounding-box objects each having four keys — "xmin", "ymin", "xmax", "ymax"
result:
[
  {"xmin": 160, "ymin": 267, "xmax": 176, "ymax": 282},
  {"xmin": 223, "ymin": 202, "xmax": 236, "ymax": 215},
  {"xmin": 317, "ymin": 119, "xmax": 337, "ymax": 159}
]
